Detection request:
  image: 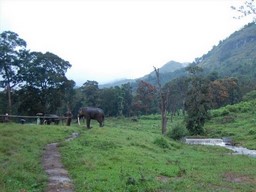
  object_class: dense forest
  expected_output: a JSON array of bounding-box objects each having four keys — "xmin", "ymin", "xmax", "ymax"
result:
[{"xmin": 1, "ymin": 22, "xmax": 256, "ymax": 135}]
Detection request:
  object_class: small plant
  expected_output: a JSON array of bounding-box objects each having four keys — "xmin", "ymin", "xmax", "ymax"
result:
[
  {"xmin": 168, "ymin": 122, "xmax": 188, "ymax": 140},
  {"xmin": 221, "ymin": 109, "xmax": 230, "ymax": 116},
  {"xmin": 153, "ymin": 137, "xmax": 169, "ymax": 149},
  {"xmin": 220, "ymin": 115, "xmax": 236, "ymax": 123}
]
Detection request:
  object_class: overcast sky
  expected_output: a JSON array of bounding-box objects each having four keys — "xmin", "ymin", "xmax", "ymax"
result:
[{"xmin": 0, "ymin": 0, "xmax": 251, "ymax": 85}]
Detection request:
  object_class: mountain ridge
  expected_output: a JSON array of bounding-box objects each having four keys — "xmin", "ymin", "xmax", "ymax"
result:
[
  {"xmin": 100, "ymin": 22, "xmax": 256, "ymax": 93},
  {"xmin": 99, "ymin": 60, "xmax": 187, "ymax": 88}
]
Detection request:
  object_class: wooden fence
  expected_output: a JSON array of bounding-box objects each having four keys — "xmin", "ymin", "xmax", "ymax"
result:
[{"xmin": 0, "ymin": 114, "xmax": 70, "ymax": 125}]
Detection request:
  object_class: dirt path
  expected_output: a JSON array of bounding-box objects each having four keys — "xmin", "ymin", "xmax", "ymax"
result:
[{"xmin": 42, "ymin": 133, "xmax": 79, "ymax": 192}]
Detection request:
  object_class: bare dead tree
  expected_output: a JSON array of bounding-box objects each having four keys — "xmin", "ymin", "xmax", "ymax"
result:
[
  {"xmin": 154, "ymin": 66, "xmax": 169, "ymax": 135},
  {"xmin": 231, "ymin": 0, "xmax": 256, "ymax": 22}
]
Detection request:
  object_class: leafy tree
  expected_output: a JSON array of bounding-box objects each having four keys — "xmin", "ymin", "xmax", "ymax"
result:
[
  {"xmin": 184, "ymin": 66, "xmax": 210, "ymax": 135},
  {"xmin": 132, "ymin": 80, "xmax": 158, "ymax": 116},
  {"xmin": 0, "ymin": 31, "xmax": 28, "ymax": 114},
  {"xmin": 99, "ymin": 87, "xmax": 119, "ymax": 116},
  {"xmin": 81, "ymin": 80, "xmax": 100, "ymax": 107},
  {"xmin": 19, "ymin": 51, "xmax": 71, "ymax": 114},
  {"xmin": 121, "ymin": 83, "xmax": 133, "ymax": 117},
  {"xmin": 164, "ymin": 76, "xmax": 188, "ymax": 117},
  {"xmin": 16, "ymin": 86, "xmax": 43, "ymax": 115},
  {"xmin": 56, "ymin": 79, "xmax": 76, "ymax": 114},
  {"xmin": 98, "ymin": 83, "xmax": 132, "ymax": 117},
  {"xmin": 0, "ymin": 91, "xmax": 7, "ymax": 114},
  {"xmin": 208, "ymin": 78, "xmax": 241, "ymax": 108}
]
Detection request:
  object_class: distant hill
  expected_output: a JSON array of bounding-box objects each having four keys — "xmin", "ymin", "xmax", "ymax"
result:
[
  {"xmin": 99, "ymin": 78, "xmax": 135, "ymax": 88},
  {"xmin": 100, "ymin": 22, "xmax": 256, "ymax": 94},
  {"xmin": 197, "ymin": 22, "xmax": 256, "ymax": 76},
  {"xmin": 141, "ymin": 60, "xmax": 187, "ymax": 79},
  {"xmin": 196, "ymin": 22, "xmax": 256, "ymax": 93},
  {"xmin": 100, "ymin": 60, "xmax": 187, "ymax": 88},
  {"xmin": 145, "ymin": 22, "xmax": 256, "ymax": 91}
]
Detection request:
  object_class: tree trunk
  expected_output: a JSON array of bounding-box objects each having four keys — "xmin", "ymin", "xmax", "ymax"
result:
[
  {"xmin": 161, "ymin": 110, "xmax": 167, "ymax": 135},
  {"xmin": 7, "ymin": 83, "xmax": 12, "ymax": 114},
  {"xmin": 154, "ymin": 67, "xmax": 169, "ymax": 135},
  {"xmin": 161, "ymin": 94, "xmax": 168, "ymax": 135}
]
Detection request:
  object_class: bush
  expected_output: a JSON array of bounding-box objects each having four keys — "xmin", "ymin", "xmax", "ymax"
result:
[
  {"xmin": 243, "ymin": 90, "xmax": 256, "ymax": 101},
  {"xmin": 153, "ymin": 137, "xmax": 170, "ymax": 149},
  {"xmin": 168, "ymin": 122, "xmax": 188, "ymax": 140},
  {"xmin": 221, "ymin": 109, "xmax": 230, "ymax": 116}
]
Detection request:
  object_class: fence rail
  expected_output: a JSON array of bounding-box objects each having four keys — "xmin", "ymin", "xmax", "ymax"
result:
[
  {"xmin": 0, "ymin": 114, "xmax": 71, "ymax": 125},
  {"xmin": 0, "ymin": 114, "xmax": 68, "ymax": 119}
]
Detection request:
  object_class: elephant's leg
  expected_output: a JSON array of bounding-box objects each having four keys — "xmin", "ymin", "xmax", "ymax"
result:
[
  {"xmin": 97, "ymin": 118, "xmax": 104, "ymax": 127},
  {"xmin": 86, "ymin": 118, "xmax": 91, "ymax": 128}
]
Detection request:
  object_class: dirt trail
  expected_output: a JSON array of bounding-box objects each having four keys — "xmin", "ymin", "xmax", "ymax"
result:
[{"xmin": 42, "ymin": 133, "xmax": 79, "ymax": 192}]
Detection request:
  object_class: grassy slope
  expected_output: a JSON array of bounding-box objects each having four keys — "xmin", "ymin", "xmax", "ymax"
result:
[
  {"xmin": 205, "ymin": 99, "xmax": 256, "ymax": 149},
  {"xmin": 0, "ymin": 123, "xmax": 79, "ymax": 192},
  {"xmin": 0, "ymin": 104, "xmax": 256, "ymax": 191},
  {"xmin": 61, "ymin": 116, "xmax": 256, "ymax": 192}
]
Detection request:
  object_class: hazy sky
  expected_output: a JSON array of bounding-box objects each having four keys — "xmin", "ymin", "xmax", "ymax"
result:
[{"xmin": 0, "ymin": 0, "xmax": 251, "ymax": 85}]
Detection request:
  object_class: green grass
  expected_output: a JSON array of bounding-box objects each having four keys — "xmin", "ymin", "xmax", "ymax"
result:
[
  {"xmin": 60, "ymin": 117, "xmax": 256, "ymax": 192},
  {"xmin": 0, "ymin": 110, "xmax": 256, "ymax": 191},
  {"xmin": 205, "ymin": 99, "xmax": 256, "ymax": 149},
  {"xmin": 0, "ymin": 123, "xmax": 79, "ymax": 192}
]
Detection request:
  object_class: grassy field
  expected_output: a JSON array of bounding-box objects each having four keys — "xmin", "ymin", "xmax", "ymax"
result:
[{"xmin": 0, "ymin": 101, "xmax": 256, "ymax": 191}]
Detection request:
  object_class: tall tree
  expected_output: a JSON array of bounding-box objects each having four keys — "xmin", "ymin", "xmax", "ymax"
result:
[
  {"xmin": 99, "ymin": 87, "xmax": 119, "ymax": 116},
  {"xmin": 19, "ymin": 51, "xmax": 71, "ymax": 114},
  {"xmin": 208, "ymin": 78, "xmax": 241, "ymax": 108},
  {"xmin": 164, "ymin": 77, "xmax": 188, "ymax": 117},
  {"xmin": 121, "ymin": 83, "xmax": 133, "ymax": 117},
  {"xmin": 0, "ymin": 31, "xmax": 28, "ymax": 114},
  {"xmin": 154, "ymin": 67, "xmax": 169, "ymax": 135},
  {"xmin": 184, "ymin": 66, "xmax": 210, "ymax": 135},
  {"xmin": 81, "ymin": 80, "xmax": 100, "ymax": 107},
  {"xmin": 132, "ymin": 80, "xmax": 158, "ymax": 116}
]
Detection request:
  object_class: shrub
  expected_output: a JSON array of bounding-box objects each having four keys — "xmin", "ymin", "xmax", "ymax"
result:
[
  {"xmin": 220, "ymin": 115, "xmax": 236, "ymax": 124},
  {"xmin": 168, "ymin": 122, "xmax": 188, "ymax": 140},
  {"xmin": 153, "ymin": 137, "xmax": 170, "ymax": 149},
  {"xmin": 221, "ymin": 109, "xmax": 230, "ymax": 116},
  {"xmin": 243, "ymin": 90, "xmax": 256, "ymax": 101}
]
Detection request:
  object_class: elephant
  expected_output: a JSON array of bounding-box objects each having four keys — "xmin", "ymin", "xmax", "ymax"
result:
[
  {"xmin": 43, "ymin": 114, "xmax": 60, "ymax": 125},
  {"xmin": 77, "ymin": 107, "xmax": 104, "ymax": 128}
]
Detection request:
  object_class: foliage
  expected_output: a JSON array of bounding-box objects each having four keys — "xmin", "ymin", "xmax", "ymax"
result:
[
  {"xmin": 164, "ymin": 76, "xmax": 188, "ymax": 114},
  {"xmin": 81, "ymin": 80, "xmax": 100, "ymax": 107},
  {"xmin": 132, "ymin": 80, "xmax": 158, "ymax": 116},
  {"xmin": 184, "ymin": 66, "xmax": 210, "ymax": 135},
  {"xmin": 205, "ymin": 97, "xmax": 256, "ymax": 149},
  {"xmin": 198, "ymin": 22, "xmax": 256, "ymax": 95},
  {"xmin": 96, "ymin": 83, "xmax": 133, "ymax": 117},
  {"xmin": 153, "ymin": 137, "xmax": 170, "ymax": 149},
  {"xmin": 208, "ymin": 77, "xmax": 241, "ymax": 108},
  {"xmin": 0, "ymin": 31, "xmax": 27, "ymax": 88},
  {"xmin": 168, "ymin": 122, "xmax": 188, "ymax": 140},
  {"xmin": 0, "ymin": 31, "xmax": 28, "ymax": 113},
  {"xmin": 18, "ymin": 51, "xmax": 72, "ymax": 114},
  {"xmin": 242, "ymin": 89, "xmax": 256, "ymax": 100},
  {"xmin": 0, "ymin": 31, "xmax": 73, "ymax": 115},
  {"xmin": 120, "ymin": 83, "xmax": 133, "ymax": 117}
]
